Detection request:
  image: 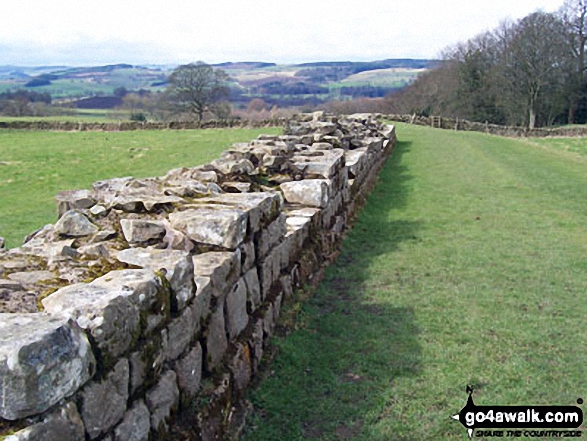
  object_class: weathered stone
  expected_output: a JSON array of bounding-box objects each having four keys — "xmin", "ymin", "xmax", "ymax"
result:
[
  {"xmin": 55, "ymin": 210, "xmax": 99, "ymax": 237},
  {"xmin": 116, "ymin": 247, "xmax": 195, "ymax": 311},
  {"xmin": 243, "ymin": 268, "xmax": 261, "ymax": 313},
  {"xmin": 90, "ymin": 204, "xmax": 108, "ymax": 217},
  {"xmin": 293, "ymin": 148, "xmax": 344, "ymax": 178},
  {"xmin": 211, "ymin": 157, "xmax": 255, "ymax": 175},
  {"xmin": 239, "ymin": 240, "xmax": 256, "ymax": 273},
  {"xmin": 174, "ymin": 343, "xmax": 203, "ymax": 402},
  {"xmin": 230, "ymin": 343, "xmax": 252, "ymax": 392},
  {"xmin": 251, "ymin": 319, "xmax": 264, "ymax": 374},
  {"xmin": 4, "ymin": 402, "xmax": 85, "ymax": 441},
  {"xmin": 193, "ymin": 192, "xmax": 282, "ymax": 233},
  {"xmin": 223, "ymin": 182, "xmax": 252, "ymax": 193},
  {"xmin": 120, "ymin": 219, "xmax": 166, "ymax": 245},
  {"xmin": 114, "ymin": 400, "xmax": 151, "ymax": 441},
  {"xmin": 258, "ymin": 254, "xmax": 278, "ymax": 301},
  {"xmin": 89, "ymin": 228, "xmax": 117, "ymax": 243},
  {"xmin": 256, "ymin": 214, "xmax": 287, "ymax": 258},
  {"xmin": 225, "ymin": 278, "xmax": 248, "ymax": 340},
  {"xmin": 280, "ymin": 179, "xmax": 331, "ymax": 208},
  {"xmin": 7, "ymin": 270, "xmax": 56, "ymax": 286},
  {"xmin": 42, "ymin": 277, "xmax": 158, "ymax": 363},
  {"xmin": 128, "ymin": 333, "xmax": 166, "ymax": 396},
  {"xmin": 0, "ymin": 314, "xmax": 95, "ymax": 420},
  {"xmin": 205, "ymin": 305, "xmax": 228, "ymax": 371},
  {"xmin": 194, "ymin": 276, "xmax": 213, "ymax": 322},
  {"xmin": 0, "ymin": 236, "xmax": 5, "ymax": 249},
  {"xmin": 56, "ymin": 189, "xmax": 96, "ymax": 217},
  {"xmin": 192, "ymin": 251, "xmax": 240, "ymax": 296},
  {"xmin": 166, "ymin": 306, "xmax": 197, "ymax": 361},
  {"xmin": 77, "ymin": 242, "xmax": 110, "ymax": 259},
  {"xmin": 146, "ymin": 370, "xmax": 179, "ymax": 434},
  {"xmin": 90, "ymin": 269, "xmax": 168, "ymax": 334},
  {"xmin": 81, "ymin": 359, "xmax": 129, "ymax": 440},
  {"xmin": 169, "ymin": 207, "xmax": 248, "ymax": 250}
]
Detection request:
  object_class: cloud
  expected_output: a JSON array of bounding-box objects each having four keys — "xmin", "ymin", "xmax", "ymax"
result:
[{"xmin": 0, "ymin": 0, "xmax": 564, "ymax": 66}]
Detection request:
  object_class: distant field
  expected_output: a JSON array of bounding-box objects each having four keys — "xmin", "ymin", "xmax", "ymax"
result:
[
  {"xmin": 243, "ymin": 124, "xmax": 587, "ymax": 440},
  {"xmin": 0, "ymin": 127, "xmax": 281, "ymax": 247},
  {"xmin": 339, "ymin": 67, "xmax": 425, "ymax": 87}
]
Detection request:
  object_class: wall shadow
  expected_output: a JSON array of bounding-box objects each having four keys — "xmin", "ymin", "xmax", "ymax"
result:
[{"xmin": 243, "ymin": 139, "xmax": 423, "ymax": 440}]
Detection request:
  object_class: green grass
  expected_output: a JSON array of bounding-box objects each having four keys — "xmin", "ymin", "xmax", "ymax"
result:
[
  {"xmin": 0, "ymin": 109, "xmax": 127, "ymax": 123},
  {"xmin": 524, "ymin": 136, "xmax": 587, "ymax": 160},
  {"xmin": 0, "ymin": 127, "xmax": 280, "ymax": 247},
  {"xmin": 243, "ymin": 124, "xmax": 587, "ymax": 440}
]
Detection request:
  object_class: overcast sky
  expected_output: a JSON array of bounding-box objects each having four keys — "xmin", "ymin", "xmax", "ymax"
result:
[{"xmin": 0, "ymin": 0, "xmax": 565, "ymax": 66}]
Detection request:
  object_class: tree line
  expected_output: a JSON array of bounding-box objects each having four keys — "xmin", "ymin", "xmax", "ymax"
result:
[{"xmin": 386, "ymin": 0, "xmax": 587, "ymax": 128}]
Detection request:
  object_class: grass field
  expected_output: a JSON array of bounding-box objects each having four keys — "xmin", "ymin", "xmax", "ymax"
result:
[
  {"xmin": 242, "ymin": 124, "xmax": 587, "ymax": 440},
  {"xmin": 0, "ymin": 127, "xmax": 280, "ymax": 248}
]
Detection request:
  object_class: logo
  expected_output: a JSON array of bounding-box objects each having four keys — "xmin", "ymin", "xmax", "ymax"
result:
[{"xmin": 452, "ymin": 386, "xmax": 584, "ymax": 438}]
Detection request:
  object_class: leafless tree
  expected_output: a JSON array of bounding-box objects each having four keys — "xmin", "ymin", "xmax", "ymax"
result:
[{"xmin": 166, "ymin": 62, "xmax": 230, "ymax": 121}]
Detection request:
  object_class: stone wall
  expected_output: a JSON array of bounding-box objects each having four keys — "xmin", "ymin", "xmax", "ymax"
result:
[
  {"xmin": 0, "ymin": 112, "xmax": 395, "ymax": 441},
  {"xmin": 385, "ymin": 114, "xmax": 587, "ymax": 137},
  {"xmin": 0, "ymin": 119, "xmax": 288, "ymax": 132}
]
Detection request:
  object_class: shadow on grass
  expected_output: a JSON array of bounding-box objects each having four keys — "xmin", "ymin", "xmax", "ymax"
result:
[{"xmin": 244, "ymin": 140, "xmax": 423, "ymax": 440}]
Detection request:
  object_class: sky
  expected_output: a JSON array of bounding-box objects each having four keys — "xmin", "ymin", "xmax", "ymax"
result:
[{"xmin": 0, "ymin": 0, "xmax": 566, "ymax": 66}]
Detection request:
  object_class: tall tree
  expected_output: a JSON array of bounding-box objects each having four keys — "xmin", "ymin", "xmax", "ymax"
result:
[
  {"xmin": 166, "ymin": 62, "xmax": 230, "ymax": 121},
  {"xmin": 559, "ymin": 0, "xmax": 587, "ymax": 123},
  {"xmin": 499, "ymin": 12, "xmax": 569, "ymax": 128}
]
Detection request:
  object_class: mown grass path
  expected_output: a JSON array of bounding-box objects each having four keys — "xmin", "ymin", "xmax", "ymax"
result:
[
  {"xmin": 0, "ymin": 128, "xmax": 280, "ymax": 247},
  {"xmin": 243, "ymin": 124, "xmax": 587, "ymax": 440}
]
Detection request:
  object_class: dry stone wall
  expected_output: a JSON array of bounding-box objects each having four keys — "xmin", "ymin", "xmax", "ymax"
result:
[
  {"xmin": 385, "ymin": 113, "xmax": 587, "ymax": 137},
  {"xmin": 0, "ymin": 112, "xmax": 396, "ymax": 441}
]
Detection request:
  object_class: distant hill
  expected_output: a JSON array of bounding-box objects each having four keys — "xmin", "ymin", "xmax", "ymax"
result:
[{"xmin": 0, "ymin": 59, "xmax": 437, "ymax": 109}]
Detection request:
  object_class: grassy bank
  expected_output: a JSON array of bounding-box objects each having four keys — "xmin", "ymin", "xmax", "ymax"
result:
[
  {"xmin": 0, "ymin": 127, "xmax": 280, "ymax": 247},
  {"xmin": 243, "ymin": 124, "xmax": 587, "ymax": 440}
]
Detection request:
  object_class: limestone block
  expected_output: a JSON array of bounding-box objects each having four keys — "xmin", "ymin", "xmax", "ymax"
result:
[
  {"xmin": 4, "ymin": 402, "xmax": 85, "ymax": 441},
  {"xmin": 243, "ymin": 268, "xmax": 261, "ymax": 313},
  {"xmin": 92, "ymin": 177, "xmax": 133, "ymax": 205},
  {"xmin": 81, "ymin": 358, "xmax": 129, "ymax": 439},
  {"xmin": 91, "ymin": 269, "xmax": 168, "ymax": 333},
  {"xmin": 251, "ymin": 319, "xmax": 264, "ymax": 375},
  {"xmin": 192, "ymin": 192, "xmax": 282, "ymax": 234},
  {"xmin": 205, "ymin": 305, "xmax": 228, "ymax": 371},
  {"xmin": 225, "ymin": 278, "xmax": 248, "ymax": 340},
  {"xmin": 239, "ymin": 240, "xmax": 256, "ymax": 273},
  {"xmin": 128, "ymin": 332, "xmax": 166, "ymax": 396},
  {"xmin": 255, "ymin": 214, "xmax": 286, "ymax": 259},
  {"xmin": 0, "ymin": 314, "xmax": 95, "ymax": 420},
  {"xmin": 55, "ymin": 210, "xmax": 99, "ymax": 237},
  {"xmin": 258, "ymin": 248, "xmax": 281, "ymax": 300},
  {"xmin": 146, "ymin": 370, "xmax": 179, "ymax": 434},
  {"xmin": 120, "ymin": 219, "xmax": 166, "ymax": 245},
  {"xmin": 211, "ymin": 157, "xmax": 255, "ymax": 175},
  {"xmin": 56, "ymin": 189, "xmax": 96, "ymax": 217},
  {"xmin": 194, "ymin": 276, "xmax": 212, "ymax": 322},
  {"xmin": 293, "ymin": 148, "xmax": 344, "ymax": 179},
  {"xmin": 166, "ymin": 305, "xmax": 198, "ymax": 362},
  {"xmin": 114, "ymin": 400, "xmax": 151, "ymax": 441},
  {"xmin": 116, "ymin": 247, "xmax": 195, "ymax": 312},
  {"xmin": 192, "ymin": 251, "xmax": 240, "ymax": 296},
  {"xmin": 345, "ymin": 149, "xmax": 367, "ymax": 179},
  {"xmin": 174, "ymin": 343, "xmax": 203, "ymax": 402},
  {"xmin": 169, "ymin": 207, "xmax": 248, "ymax": 250},
  {"xmin": 230, "ymin": 343, "xmax": 252, "ymax": 392},
  {"xmin": 280, "ymin": 180, "xmax": 331, "ymax": 208},
  {"xmin": 42, "ymin": 281, "xmax": 150, "ymax": 363}
]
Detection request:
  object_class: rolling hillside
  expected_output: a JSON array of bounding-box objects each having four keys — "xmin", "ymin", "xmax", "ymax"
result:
[{"xmin": 0, "ymin": 59, "xmax": 437, "ymax": 108}]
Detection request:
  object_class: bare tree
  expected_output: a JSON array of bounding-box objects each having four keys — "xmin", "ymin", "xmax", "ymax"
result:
[
  {"xmin": 559, "ymin": 0, "xmax": 587, "ymax": 123},
  {"xmin": 166, "ymin": 62, "xmax": 230, "ymax": 121}
]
